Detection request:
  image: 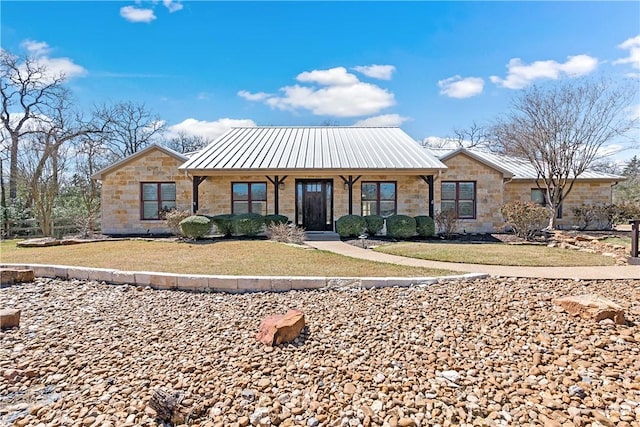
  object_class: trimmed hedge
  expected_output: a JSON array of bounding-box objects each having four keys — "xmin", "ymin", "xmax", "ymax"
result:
[
  {"xmin": 364, "ymin": 215, "xmax": 384, "ymax": 236},
  {"xmin": 386, "ymin": 215, "xmax": 416, "ymax": 239},
  {"xmin": 264, "ymin": 214, "xmax": 288, "ymax": 226},
  {"xmin": 179, "ymin": 215, "xmax": 211, "ymax": 239},
  {"xmin": 415, "ymin": 215, "xmax": 435, "ymax": 237},
  {"xmin": 336, "ymin": 215, "xmax": 366, "ymax": 237},
  {"xmin": 210, "ymin": 214, "xmax": 235, "ymax": 237},
  {"xmin": 232, "ymin": 213, "xmax": 265, "ymax": 237}
]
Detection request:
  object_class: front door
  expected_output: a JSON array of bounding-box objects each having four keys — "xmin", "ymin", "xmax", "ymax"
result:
[{"xmin": 297, "ymin": 180, "xmax": 333, "ymax": 231}]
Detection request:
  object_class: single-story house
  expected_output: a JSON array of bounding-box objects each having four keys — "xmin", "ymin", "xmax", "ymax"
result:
[{"xmin": 92, "ymin": 126, "xmax": 623, "ymax": 235}]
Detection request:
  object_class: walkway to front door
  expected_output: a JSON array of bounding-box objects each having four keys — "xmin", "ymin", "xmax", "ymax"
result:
[{"xmin": 296, "ymin": 180, "xmax": 333, "ymax": 231}]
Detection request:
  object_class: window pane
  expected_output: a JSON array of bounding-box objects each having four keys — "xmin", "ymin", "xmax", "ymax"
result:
[
  {"xmin": 380, "ymin": 201, "xmax": 396, "ymax": 217},
  {"xmin": 232, "ymin": 183, "xmax": 248, "ymax": 201},
  {"xmin": 251, "ymin": 201, "xmax": 267, "ymax": 216},
  {"xmin": 251, "ymin": 183, "xmax": 267, "ymax": 201},
  {"xmin": 441, "ymin": 183, "xmax": 456, "ymax": 200},
  {"xmin": 233, "ymin": 201, "xmax": 249, "ymax": 214},
  {"xmin": 458, "ymin": 201, "xmax": 475, "ymax": 218},
  {"xmin": 379, "ymin": 183, "xmax": 396, "ymax": 200},
  {"xmin": 362, "ymin": 201, "xmax": 377, "ymax": 216},
  {"xmin": 160, "ymin": 183, "xmax": 176, "ymax": 201},
  {"xmin": 531, "ymin": 189, "xmax": 545, "ymax": 205},
  {"xmin": 326, "ymin": 183, "xmax": 332, "ymax": 225},
  {"xmin": 441, "ymin": 201, "xmax": 456, "ymax": 213},
  {"xmin": 142, "ymin": 184, "xmax": 158, "ymax": 201},
  {"xmin": 143, "ymin": 201, "xmax": 158, "ymax": 219},
  {"xmin": 297, "ymin": 183, "xmax": 303, "ymax": 224},
  {"xmin": 361, "ymin": 183, "xmax": 377, "ymax": 200},
  {"xmin": 161, "ymin": 201, "xmax": 176, "ymax": 211},
  {"xmin": 459, "ymin": 183, "xmax": 475, "ymax": 200}
]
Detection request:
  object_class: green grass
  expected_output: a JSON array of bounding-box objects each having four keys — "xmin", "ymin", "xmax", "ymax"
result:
[
  {"xmin": 600, "ymin": 237, "xmax": 631, "ymax": 248},
  {"xmin": 0, "ymin": 239, "xmax": 456, "ymax": 277},
  {"xmin": 373, "ymin": 242, "xmax": 616, "ymax": 267}
]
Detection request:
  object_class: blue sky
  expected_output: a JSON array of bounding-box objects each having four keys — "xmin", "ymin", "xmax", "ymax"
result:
[{"xmin": 2, "ymin": 1, "xmax": 640, "ymax": 162}]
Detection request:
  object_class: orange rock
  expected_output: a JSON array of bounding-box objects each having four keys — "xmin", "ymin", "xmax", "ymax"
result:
[
  {"xmin": 553, "ymin": 294, "xmax": 625, "ymax": 325},
  {"xmin": 256, "ymin": 310, "xmax": 305, "ymax": 346}
]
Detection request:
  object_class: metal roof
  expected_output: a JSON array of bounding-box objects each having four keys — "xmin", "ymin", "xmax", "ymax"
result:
[
  {"xmin": 430, "ymin": 147, "xmax": 624, "ymax": 181},
  {"xmin": 179, "ymin": 127, "xmax": 447, "ymax": 173}
]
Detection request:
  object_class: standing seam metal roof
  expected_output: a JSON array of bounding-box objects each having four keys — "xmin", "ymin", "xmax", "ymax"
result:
[{"xmin": 179, "ymin": 127, "xmax": 447, "ymax": 171}]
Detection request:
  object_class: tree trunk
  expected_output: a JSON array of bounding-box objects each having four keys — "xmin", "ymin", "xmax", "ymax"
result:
[{"xmin": 9, "ymin": 132, "xmax": 18, "ymax": 201}]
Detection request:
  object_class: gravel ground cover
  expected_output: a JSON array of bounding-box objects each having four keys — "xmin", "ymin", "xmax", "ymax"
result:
[{"xmin": 1, "ymin": 277, "xmax": 639, "ymax": 427}]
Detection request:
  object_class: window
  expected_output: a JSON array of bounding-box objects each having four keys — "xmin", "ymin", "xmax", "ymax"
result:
[
  {"xmin": 232, "ymin": 182, "xmax": 267, "ymax": 215},
  {"xmin": 141, "ymin": 182, "xmax": 176, "ymax": 220},
  {"xmin": 361, "ymin": 182, "xmax": 396, "ymax": 217},
  {"xmin": 441, "ymin": 181, "xmax": 476, "ymax": 219},
  {"xmin": 531, "ymin": 188, "xmax": 562, "ymax": 218}
]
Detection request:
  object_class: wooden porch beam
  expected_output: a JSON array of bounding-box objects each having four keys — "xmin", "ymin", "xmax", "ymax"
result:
[
  {"xmin": 339, "ymin": 175, "xmax": 362, "ymax": 215},
  {"xmin": 266, "ymin": 175, "xmax": 288, "ymax": 215},
  {"xmin": 192, "ymin": 176, "xmax": 208, "ymax": 213},
  {"xmin": 419, "ymin": 175, "xmax": 435, "ymax": 218}
]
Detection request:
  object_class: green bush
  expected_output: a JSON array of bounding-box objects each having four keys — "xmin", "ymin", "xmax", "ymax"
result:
[
  {"xmin": 573, "ymin": 202, "xmax": 640, "ymax": 230},
  {"xmin": 501, "ymin": 201, "xmax": 548, "ymax": 240},
  {"xmin": 179, "ymin": 215, "xmax": 211, "ymax": 239},
  {"xmin": 364, "ymin": 215, "xmax": 384, "ymax": 236},
  {"xmin": 210, "ymin": 214, "xmax": 235, "ymax": 237},
  {"xmin": 415, "ymin": 215, "xmax": 435, "ymax": 237},
  {"xmin": 336, "ymin": 215, "xmax": 366, "ymax": 237},
  {"xmin": 386, "ymin": 215, "xmax": 416, "ymax": 239},
  {"xmin": 232, "ymin": 213, "xmax": 265, "ymax": 236},
  {"xmin": 264, "ymin": 214, "xmax": 288, "ymax": 226}
]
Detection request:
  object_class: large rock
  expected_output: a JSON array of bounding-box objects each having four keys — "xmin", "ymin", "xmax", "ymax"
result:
[
  {"xmin": 256, "ymin": 309, "xmax": 305, "ymax": 346},
  {"xmin": 1, "ymin": 309, "xmax": 21, "ymax": 329},
  {"xmin": 1, "ymin": 268, "xmax": 35, "ymax": 287},
  {"xmin": 553, "ymin": 294, "xmax": 625, "ymax": 325},
  {"xmin": 16, "ymin": 237, "xmax": 60, "ymax": 247}
]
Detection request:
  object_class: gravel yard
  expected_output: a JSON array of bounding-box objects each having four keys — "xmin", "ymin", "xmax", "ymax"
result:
[{"xmin": 1, "ymin": 277, "xmax": 639, "ymax": 427}]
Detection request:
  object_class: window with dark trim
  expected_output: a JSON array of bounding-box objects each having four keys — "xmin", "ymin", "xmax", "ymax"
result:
[
  {"xmin": 141, "ymin": 182, "xmax": 176, "ymax": 220},
  {"xmin": 531, "ymin": 188, "xmax": 562, "ymax": 218},
  {"xmin": 232, "ymin": 182, "xmax": 267, "ymax": 215},
  {"xmin": 441, "ymin": 181, "xmax": 476, "ymax": 219},
  {"xmin": 361, "ymin": 182, "xmax": 397, "ymax": 217}
]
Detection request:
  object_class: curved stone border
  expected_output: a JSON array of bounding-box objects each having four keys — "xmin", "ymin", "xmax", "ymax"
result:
[{"xmin": 1, "ymin": 263, "xmax": 488, "ymax": 292}]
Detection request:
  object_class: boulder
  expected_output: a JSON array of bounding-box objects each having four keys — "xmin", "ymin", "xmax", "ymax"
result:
[
  {"xmin": 553, "ymin": 294, "xmax": 625, "ymax": 325},
  {"xmin": 1, "ymin": 268, "xmax": 35, "ymax": 286},
  {"xmin": 1, "ymin": 309, "xmax": 21, "ymax": 329},
  {"xmin": 256, "ymin": 309, "xmax": 305, "ymax": 346},
  {"xmin": 16, "ymin": 237, "xmax": 60, "ymax": 247}
]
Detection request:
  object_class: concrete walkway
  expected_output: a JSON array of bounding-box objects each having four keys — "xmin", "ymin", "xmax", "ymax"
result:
[{"xmin": 306, "ymin": 240, "xmax": 640, "ymax": 280}]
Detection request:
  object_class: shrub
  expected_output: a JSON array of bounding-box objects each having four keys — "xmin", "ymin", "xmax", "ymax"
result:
[
  {"xmin": 435, "ymin": 209, "xmax": 459, "ymax": 239},
  {"xmin": 179, "ymin": 215, "xmax": 211, "ymax": 239},
  {"xmin": 210, "ymin": 214, "xmax": 235, "ymax": 237},
  {"xmin": 264, "ymin": 214, "xmax": 289, "ymax": 226},
  {"xmin": 267, "ymin": 223, "xmax": 306, "ymax": 244},
  {"xmin": 415, "ymin": 215, "xmax": 435, "ymax": 237},
  {"xmin": 336, "ymin": 215, "xmax": 366, "ymax": 237},
  {"xmin": 501, "ymin": 201, "xmax": 548, "ymax": 240},
  {"xmin": 232, "ymin": 213, "xmax": 265, "ymax": 237},
  {"xmin": 164, "ymin": 209, "xmax": 191, "ymax": 236},
  {"xmin": 573, "ymin": 203, "xmax": 640, "ymax": 230},
  {"xmin": 386, "ymin": 215, "xmax": 416, "ymax": 239},
  {"xmin": 364, "ymin": 215, "xmax": 384, "ymax": 236}
]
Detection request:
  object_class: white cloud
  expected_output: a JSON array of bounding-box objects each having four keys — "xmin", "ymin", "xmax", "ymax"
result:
[
  {"xmin": 22, "ymin": 40, "xmax": 50, "ymax": 56},
  {"xmin": 352, "ymin": 64, "xmax": 396, "ymax": 80},
  {"xmin": 490, "ymin": 54, "xmax": 598, "ymax": 89},
  {"xmin": 167, "ymin": 118, "xmax": 256, "ymax": 140},
  {"xmin": 614, "ymin": 35, "xmax": 640, "ymax": 70},
  {"xmin": 19, "ymin": 39, "xmax": 87, "ymax": 81},
  {"xmin": 239, "ymin": 66, "xmax": 395, "ymax": 117},
  {"xmin": 438, "ymin": 75, "xmax": 484, "ymax": 98},
  {"xmin": 163, "ymin": 0, "xmax": 183, "ymax": 13},
  {"xmin": 120, "ymin": 5, "xmax": 156, "ymax": 23},
  {"xmin": 353, "ymin": 114, "xmax": 409, "ymax": 127}
]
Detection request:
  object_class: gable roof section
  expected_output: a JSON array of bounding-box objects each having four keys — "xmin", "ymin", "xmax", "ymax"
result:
[
  {"xmin": 179, "ymin": 127, "xmax": 447, "ymax": 173},
  {"xmin": 91, "ymin": 144, "xmax": 189, "ymax": 180},
  {"xmin": 434, "ymin": 147, "xmax": 624, "ymax": 181}
]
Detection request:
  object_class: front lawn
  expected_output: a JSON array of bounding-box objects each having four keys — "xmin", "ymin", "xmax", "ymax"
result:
[
  {"xmin": 373, "ymin": 242, "xmax": 616, "ymax": 266},
  {"xmin": 0, "ymin": 239, "xmax": 456, "ymax": 277}
]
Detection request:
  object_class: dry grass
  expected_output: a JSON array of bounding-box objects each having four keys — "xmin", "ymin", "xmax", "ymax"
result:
[
  {"xmin": 601, "ymin": 236, "xmax": 632, "ymax": 248},
  {"xmin": 374, "ymin": 242, "xmax": 616, "ymax": 266},
  {"xmin": 0, "ymin": 239, "xmax": 456, "ymax": 277}
]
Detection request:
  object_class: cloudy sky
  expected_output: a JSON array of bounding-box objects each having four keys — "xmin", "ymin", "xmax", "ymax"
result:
[{"xmin": 2, "ymin": 1, "xmax": 639, "ymax": 161}]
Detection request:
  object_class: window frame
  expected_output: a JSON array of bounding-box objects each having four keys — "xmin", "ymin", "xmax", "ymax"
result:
[
  {"xmin": 140, "ymin": 182, "xmax": 177, "ymax": 220},
  {"xmin": 231, "ymin": 182, "xmax": 268, "ymax": 215},
  {"xmin": 360, "ymin": 181, "xmax": 397, "ymax": 217},
  {"xmin": 441, "ymin": 181, "xmax": 476, "ymax": 219}
]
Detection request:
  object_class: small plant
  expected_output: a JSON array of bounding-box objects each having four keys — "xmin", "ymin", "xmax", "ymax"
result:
[
  {"xmin": 364, "ymin": 215, "xmax": 384, "ymax": 236},
  {"xmin": 573, "ymin": 203, "xmax": 640, "ymax": 230},
  {"xmin": 415, "ymin": 215, "xmax": 435, "ymax": 237},
  {"xmin": 164, "ymin": 209, "xmax": 191, "ymax": 236},
  {"xmin": 179, "ymin": 215, "xmax": 211, "ymax": 239},
  {"xmin": 210, "ymin": 214, "xmax": 235, "ymax": 237},
  {"xmin": 264, "ymin": 214, "xmax": 289, "ymax": 226},
  {"xmin": 336, "ymin": 215, "xmax": 366, "ymax": 237},
  {"xmin": 266, "ymin": 222, "xmax": 306, "ymax": 244},
  {"xmin": 232, "ymin": 213, "xmax": 265, "ymax": 237},
  {"xmin": 500, "ymin": 201, "xmax": 547, "ymax": 240},
  {"xmin": 386, "ymin": 214, "xmax": 416, "ymax": 239},
  {"xmin": 435, "ymin": 209, "xmax": 459, "ymax": 239}
]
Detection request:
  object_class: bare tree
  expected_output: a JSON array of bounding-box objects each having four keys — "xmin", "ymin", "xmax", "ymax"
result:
[
  {"xmin": 491, "ymin": 78, "xmax": 638, "ymax": 228},
  {"xmin": 421, "ymin": 122, "xmax": 490, "ymax": 150},
  {"xmin": 164, "ymin": 131, "xmax": 211, "ymax": 154}
]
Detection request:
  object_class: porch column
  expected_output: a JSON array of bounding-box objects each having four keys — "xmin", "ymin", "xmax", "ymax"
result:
[
  {"xmin": 266, "ymin": 176, "xmax": 288, "ymax": 215},
  {"xmin": 420, "ymin": 175, "xmax": 435, "ymax": 217},
  {"xmin": 192, "ymin": 176, "xmax": 207, "ymax": 213},
  {"xmin": 339, "ymin": 175, "xmax": 361, "ymax": 215}
]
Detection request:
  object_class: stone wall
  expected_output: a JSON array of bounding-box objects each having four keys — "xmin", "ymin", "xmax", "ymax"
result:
[{"xmin": 100, "ymin": 149, "xmax": 191, "ymax": 234}]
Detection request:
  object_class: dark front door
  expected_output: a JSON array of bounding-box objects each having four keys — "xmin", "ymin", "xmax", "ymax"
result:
[{"xmin": 297, "ymin": 180, "xmax": 333, "ymax": 231}]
